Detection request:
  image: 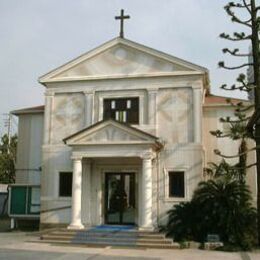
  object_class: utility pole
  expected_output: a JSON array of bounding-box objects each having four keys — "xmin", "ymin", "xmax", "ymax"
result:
[{"xmin": 3, "ymin": 113, "xmax": 12, "ymax": 154}]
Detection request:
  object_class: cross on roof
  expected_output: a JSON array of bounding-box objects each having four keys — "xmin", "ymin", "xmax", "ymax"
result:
[{"xmin": 115, "ymin": 9, "xmax": 130, "ymax": 38}]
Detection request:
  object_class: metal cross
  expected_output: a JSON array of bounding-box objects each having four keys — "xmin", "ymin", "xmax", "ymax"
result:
[{"xmin": 115, "ymin": 9, "xmax": 130, "ymax": 38}]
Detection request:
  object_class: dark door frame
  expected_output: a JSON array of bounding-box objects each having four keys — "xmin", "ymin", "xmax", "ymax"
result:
[{"xmin": 104, "ymin": 172, "xmax": 135, "ymax": 225}]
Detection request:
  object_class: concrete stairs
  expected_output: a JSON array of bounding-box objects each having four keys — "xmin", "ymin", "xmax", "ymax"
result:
[{"xmin": 40, "ymin": 228, "xmax": 179, "ymax": 249}]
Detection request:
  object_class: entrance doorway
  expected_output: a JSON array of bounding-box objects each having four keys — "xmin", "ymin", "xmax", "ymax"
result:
[{"xmin": 105, "ymin": 172, "xmax": 135, "ymax": 225}]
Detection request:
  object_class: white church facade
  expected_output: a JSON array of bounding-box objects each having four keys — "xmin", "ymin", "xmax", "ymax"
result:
[{"xmin": 11, "ymin": 36, "xmax": 257, "ymax": 230}]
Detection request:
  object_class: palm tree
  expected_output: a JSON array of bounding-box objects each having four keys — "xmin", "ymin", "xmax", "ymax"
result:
[
  {"xmin": 166, "ymin": 178, "xmax": 257, "ymax": 249},
  {"xmin": 193, "ymin": 179, "xmax": 256, "ymax": 248}
]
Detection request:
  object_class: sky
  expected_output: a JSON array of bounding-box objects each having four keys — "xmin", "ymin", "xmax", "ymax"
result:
[{"xmin": 0, "ymin": 0, "xmax": 254, "ymax": 136}]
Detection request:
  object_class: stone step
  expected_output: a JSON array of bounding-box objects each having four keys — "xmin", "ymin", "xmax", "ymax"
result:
[
  {"xmin": 51, "ymin": 230, "xmax": 166, "ymax": 239},
  {"xmin": 39, "ymin": 228, "xmax": 177, "ymax": 249},
  {"xmin": 41, "ymin": 234, "xmax": 173, "ymax": 244},
  {"xmin": 39, "ymin": 239, "xmax": 180, "ymax": 249},
  {"xmin": 58, "ymin": 228, "xmax": 162, "ymax": 234}
]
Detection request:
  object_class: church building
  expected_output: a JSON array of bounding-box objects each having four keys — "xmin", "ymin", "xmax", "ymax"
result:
[{"xmin": 9, "ymin": 11, "xmax": 257, "ymax": 230}]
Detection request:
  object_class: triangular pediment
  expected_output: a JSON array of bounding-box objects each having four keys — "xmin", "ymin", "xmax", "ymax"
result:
[
  {"xmin": 64, "ymin": 119, "xmax": 159, "ymax": 145},
  {"xmin": 39, "ymin": 37, "xmax": 208, "ymax": 83}
]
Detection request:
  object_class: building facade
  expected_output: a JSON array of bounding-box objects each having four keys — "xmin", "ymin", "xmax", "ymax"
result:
[{"xmin": 11, "ymin": 37, "xmax": 257, "ymax": 230}]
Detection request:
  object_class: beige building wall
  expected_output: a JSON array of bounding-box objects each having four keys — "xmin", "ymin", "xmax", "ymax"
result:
[
  {"xmin": 203, "ymin": 102, "xmax": 257, "ymax": 205},
  {"xmin": 14, "ymin": 111, "xmax": 44, "ymax": 185}
]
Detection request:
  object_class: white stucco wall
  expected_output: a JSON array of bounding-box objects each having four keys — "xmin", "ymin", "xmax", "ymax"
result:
[
  {"xmin": 37, "ymin": 39, "xmax": 224, "ymax": 227},
  {"xmin": 40, "ymin": 73, "xmax": 205, "ymax": 227},
  {"xmin": 14, "ymin": 38, "xmax": 258, "ymax": 229}
]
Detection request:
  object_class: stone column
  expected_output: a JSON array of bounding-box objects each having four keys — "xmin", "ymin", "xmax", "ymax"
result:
[
  {"xmin": 193, "ymin": 88, "xmax": 202, "ymax": 143},
  {"xmin": 84, "ymin": 159, "xmax": 91, "ymax": 226},
  {"xmin": 148, "ymin": 89, "xmax": 158, "ymax": 125},
  {"xmin": 43, "ymin": 91, "xmax": 54, "ymax": 144},
  {"xmin": 139, "ymin": 152, "xmax": 154, "ymax": 230},
  {"xmin": 68, "ymin": 157, "xmax": 84, "ymax": 230},
  {"xmin": 84, "ymin": 91, "xmax": 94, "ymax": 127}
]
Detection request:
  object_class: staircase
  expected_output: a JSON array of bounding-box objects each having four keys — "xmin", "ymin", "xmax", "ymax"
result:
[{"xmin": 40, "ymin": 228, "xmax": 179, "ymax": 249}]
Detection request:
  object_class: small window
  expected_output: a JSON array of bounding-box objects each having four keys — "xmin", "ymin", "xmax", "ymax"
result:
[
  {"xmin": 169, "ymin": 171, "xmax": 185, "ymax": 198},
  {"xmin": 103, "ymin": 97, "xmax": 139, "ymax": 124},
  {"xmin": 59, "ymin": 172, "xmax": 72, "ymax": 197}
]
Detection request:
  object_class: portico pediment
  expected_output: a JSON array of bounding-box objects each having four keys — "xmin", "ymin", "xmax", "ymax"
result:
[
  {"xmin": 64, "ymin": 119, "xmax": 160, "ymax": 146},
  {"xmin": 39, "ymin": 37, "xmax": 208, "ymax": 83}
]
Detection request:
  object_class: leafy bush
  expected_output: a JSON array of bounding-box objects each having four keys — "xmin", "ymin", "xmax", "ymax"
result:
[{"xmin": 166, "ymin": 179, "xmax": 257, "ymax": 250}]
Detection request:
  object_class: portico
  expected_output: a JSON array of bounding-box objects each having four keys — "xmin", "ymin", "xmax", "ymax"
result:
[{"xmin": 63, "ymin": 119, "xmax": 162, "ymax": 230}]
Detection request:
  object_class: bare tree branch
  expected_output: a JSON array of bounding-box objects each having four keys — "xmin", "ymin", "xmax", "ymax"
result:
[
  {"xmin": 233, "ymin": 162, "xmax": 257, "ymax": 170},
  {"xmin": 210, "ymin": 130, "xmax": 230, "ymax": 138},
  {"xmin": 214, "ymin": 146, "xmax": 257, "ymax": 158},
  {"xmin": 235, "ymin": 104, "xmax": 255, "ymax": 113},
  {"xmin": 221, "ymin": 82, "xmax": 256, "ymax": 92},
  {"xmin": 237, "ymin": 73, "xmax": 248, "ymax": 85},
  {"xmin": 221, "ymin": 84, "xmax": 250, "ymax": 91},
  {"xmin": 242, "ymin": 0, "xmax": 252, "ymax": 13},
  {"xmin": 225, "ymin": 2, "xmax": 252, "ymax": 27},
  {"xmin": 220, "ymin": 117, "xmax": 251, "ymax": 123},
  {"xmin": 218, "ymin": 61, "xmax": 253, "ymax": 70},
  {"xmin": 220, "ymin": 32, "xmax": 252, "ymax": 41},
  {"xmin": 222, "ymin": 48, "xmax": 251, "ymax": 57}
]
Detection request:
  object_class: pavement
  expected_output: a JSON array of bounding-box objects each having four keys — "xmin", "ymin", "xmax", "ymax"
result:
[{"xmin": 0, "ymin": 231, "xmax": 260, "ymax": 260}]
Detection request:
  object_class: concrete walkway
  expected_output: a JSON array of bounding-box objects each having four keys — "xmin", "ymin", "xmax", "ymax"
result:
[{"xmin": 0, "ymin": 231, "xmax": 259, "ymax": 260}]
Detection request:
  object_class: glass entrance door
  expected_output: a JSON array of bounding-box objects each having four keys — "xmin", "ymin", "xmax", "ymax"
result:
[{"xmin": 105, "ymin": 172, "xmax": 135, "ymax": 225}]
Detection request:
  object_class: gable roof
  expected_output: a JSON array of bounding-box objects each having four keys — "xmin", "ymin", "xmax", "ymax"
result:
[
  {"xmin": 39, "ymin": 37, "xmax": 209, "ymax": 84},
  {"xmin": 203, "ymin": 94, "xmax": 250, "ymax": 107},
  {"xmin": 64, "ymin": 119, "xmax": 161, "ymax": 148},
  {"xmin": 11, "ymin": 105, "xmax": 44, "ymax": 115}
]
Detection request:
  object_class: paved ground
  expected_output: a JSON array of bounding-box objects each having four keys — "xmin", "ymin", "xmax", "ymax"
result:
[
  {"xmin": 0, "ymin": 231, "xmax": 259, "ymax": 260},
  {"xmin": 0, "ymin": 217, "xmax": 10, "ymax": 232}
]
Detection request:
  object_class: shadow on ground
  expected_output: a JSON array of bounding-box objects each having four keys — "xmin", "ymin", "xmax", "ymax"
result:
[
  {"xmin": 0, "ymin": 248, "xmax": 159, "ymax": 260},
  {"xmin": 0, "ymin": 217, "xmax": 10, "ymax": 232}
]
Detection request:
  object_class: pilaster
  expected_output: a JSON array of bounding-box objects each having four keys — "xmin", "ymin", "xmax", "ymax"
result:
[
  {"xmin": 43, "ymin": 91, "xmax": 54, "ymax": 144},
  {"xmin": 148, "ymin": 88, "xmax": 158, "ymax": 126},
  {"xmin": 193, "ymin": 87, "xmax": 202, "ymax": 143},
  {"xmin": 84, "ymin": 91, "xmax": 94, "ymax": 127}
]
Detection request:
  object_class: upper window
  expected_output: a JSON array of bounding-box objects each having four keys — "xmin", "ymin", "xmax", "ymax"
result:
[
  {"xmin": 103, "ymin": 98, "xmax": 139, "ymax": 124},
  {"xmin": 168, "ymin": 171, "xmax": 185, "ymax": 198},
  {"xmin": 59, "ymin": 172, "xmax": 72, "ymax": 197}
]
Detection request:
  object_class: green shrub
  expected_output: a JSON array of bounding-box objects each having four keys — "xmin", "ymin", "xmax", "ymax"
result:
[{"xmin": 166, "ymin": 179, "xmax": 257, "ymax": 250}]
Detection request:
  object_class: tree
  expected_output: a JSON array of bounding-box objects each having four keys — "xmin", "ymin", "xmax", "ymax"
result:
[
  {"xmin": 166, "ymin": 178, "xmax": 257, "ymax": 250},
  {"xmin": 209, "ymin": 99, "xmax": 253, "ymax": 184},
  {"xmin": 216, "ymin": 0, "xmax": 260, "ymax": 244},
  {"xmin": 0, "ymin": 134, "xmax": 17, "ymax": 183}
]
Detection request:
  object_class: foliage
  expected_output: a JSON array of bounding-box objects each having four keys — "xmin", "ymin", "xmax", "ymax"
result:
[
  {"xmin": 209, "ymin": 99, "xmax": 254, "ymax": 184},
  {"xmin": 193, "ymin": 180, "xmax": 256, "ymax": 249},
  {"xmin": 0, "ymin": 134, "xmax": 17, "ymax": 183},
  {"xmin": 213, "ymin": 0, "xmax": 260, "ymax": 244},
  {"xmin": 167, "ymin": 0, "xmax": 260, "ymax": 250},
  {"xmin": 166, "ymin": 177, "xmax": 257, "ymax": 250},
  {"xmin": 205, "ymin": 159, "xmax": 241, "ymax": 181},
  {"xmin": 167, "ymin": 202, "xmax": 196, "ymax": 242}
]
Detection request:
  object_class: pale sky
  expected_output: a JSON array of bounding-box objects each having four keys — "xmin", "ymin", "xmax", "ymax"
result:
[{"xmin": 0, "ymin": 0, "xmax": 253, "ymax": 135}]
